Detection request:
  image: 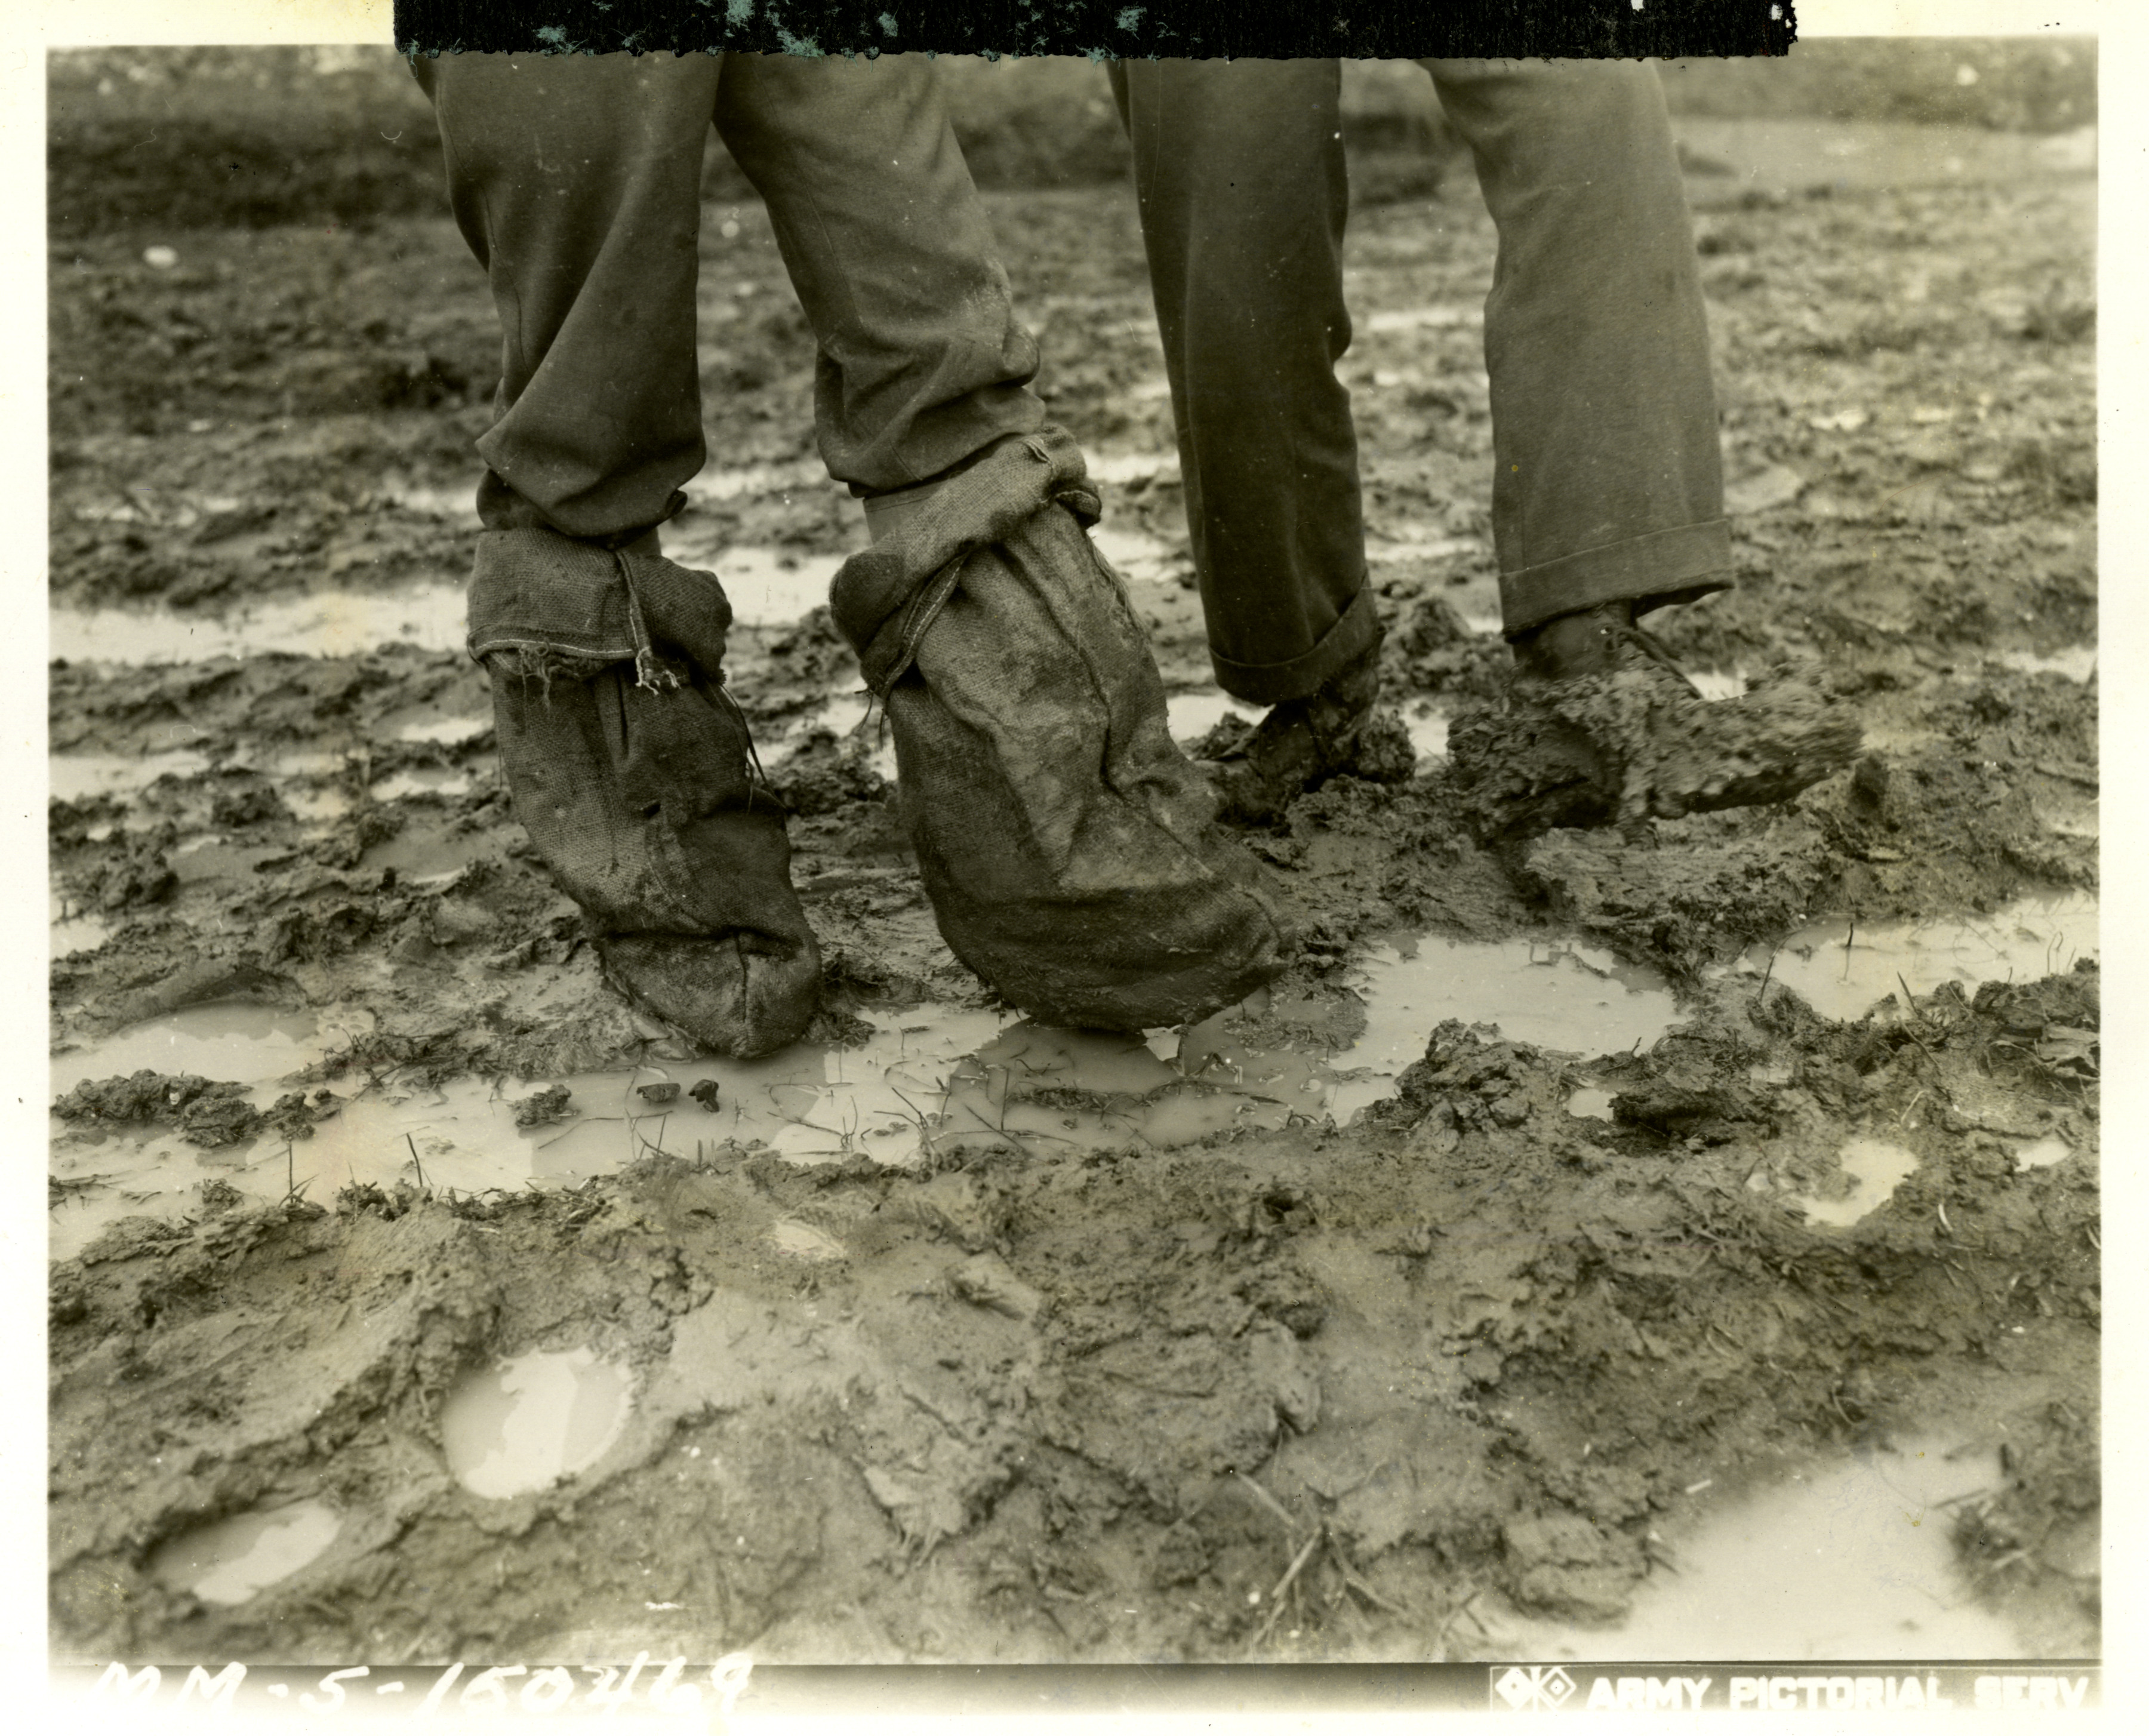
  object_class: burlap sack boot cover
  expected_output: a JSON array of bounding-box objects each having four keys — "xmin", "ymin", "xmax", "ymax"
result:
[
  {"xmin": 830, "ymin": 426, "xmax": 1297, "ymax": 1031},
  {"xmin": 468, "ymin": 528, "xmax": 820, "ymax": 1057}
]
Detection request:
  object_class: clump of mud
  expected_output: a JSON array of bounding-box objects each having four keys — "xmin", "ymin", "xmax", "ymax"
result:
[
  {"xmin": 54, "ymin": 1070, "xmax": 322, "ymax": 1150},
  {"xmin": 1448, "ymin": 663, "xmax": 1862, "ymax": 843}
]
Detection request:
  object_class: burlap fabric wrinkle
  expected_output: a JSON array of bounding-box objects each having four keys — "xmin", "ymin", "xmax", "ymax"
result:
[
  {"xmin": 468, "ymin": 524, "xmax": 821, "ymax": 1057},
  {"xmin": 830, "ymin": 424, "xmax": 1298, "ymax": 1031}
]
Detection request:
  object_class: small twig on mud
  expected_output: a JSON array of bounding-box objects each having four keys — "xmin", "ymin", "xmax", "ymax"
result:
[
  {"xmin": 1232, "ymin": 1471, "xmax": 1301, "ymax": 1536},
  {"xmin": 1895, "ymin": 972, "xmax": 1923, "ymax": 1023},
  {"xmin": 888, "ymin": 1086, "xmax": 942, "ymax": 1164},
  {"xmin": 2087, "ymin": 1226, "xmax": 2101, "ymax": 1252},
  {"xmin": 405, "ymin": 1132, "xmax": 427, "ymax": 1192},
  {"xmin": 955, "ymin": 1095, "xmax": 1047, "ymax": 1162},
  {"xmin": 2033, "ymin": 761, "xmax": 2099, "ymax": 790},
  {"xmin": 285, "ymin": 1142, "xmax": 295, "ymax": 1198},
  {"xmin": 1936, "ymin": 1201, "xmax": 1953, "ymax": 1236},
  {"xmin": 1842, "ymin": 918, "xmax": 1856, "ymax": 980},
  {"xmin": 1433, "ymin": 1588, "xmax": 1484, "ymax": 1657},
  {"xmin": 1325, "ymin": 1533, "xmax": 1405, "ymax": 1616},
  {"xmin": 1250, "ymin": 1526, "xmax": 1325, "ymax": 1651},
  {"xmin": 1707, "ymin": 1320, "xmax": 1745, "ymax": 1352},
  {"xmin": 1754, "ymin": 949, "xmax": 1777, "ymax": 1008}
]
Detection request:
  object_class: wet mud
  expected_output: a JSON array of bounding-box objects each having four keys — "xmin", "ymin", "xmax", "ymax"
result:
[{"xmin": 48, "ymin": 110, "xmax": 2096, "ymax": 1665}]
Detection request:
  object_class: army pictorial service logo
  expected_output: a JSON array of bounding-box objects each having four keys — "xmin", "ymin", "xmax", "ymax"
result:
[{"xmin": 1494, "ymin": 1665, "xmax": 1579, "ymax": 1710}]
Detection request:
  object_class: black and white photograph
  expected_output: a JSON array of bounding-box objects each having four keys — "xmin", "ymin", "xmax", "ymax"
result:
[{"xmin": 30, "ymin": 0, "xmax": 2113, "ymax": 1709}]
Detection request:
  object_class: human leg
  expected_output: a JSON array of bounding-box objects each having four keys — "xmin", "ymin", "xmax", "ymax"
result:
[
  {"xmin": 713, "ymin": 54, "xmax": 1298, "ymax": 1026},
  {"xmin": 421, "ymin": 51, "xmax": 821, "ymax": 1055},
  {"xmin": 1424, "ymin": 57, "xmax": 1857, "ymax": 836},
  {"xmin": 1108, "ymin": 59, "xmax": 1409, "ymax": 822},
  {"xmin": 1421, "ymin": 55, "xmax": 1729, "ymax": 647}
]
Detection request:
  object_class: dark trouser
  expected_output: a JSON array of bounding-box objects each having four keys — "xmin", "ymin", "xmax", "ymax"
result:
[
  {"xmin": 412, "ymin": 51, "xmax": 1046, "ymax": 542},
  {"xmin": 1110, "ymin": 58, "xmax": 1732, "ymax": 706}
]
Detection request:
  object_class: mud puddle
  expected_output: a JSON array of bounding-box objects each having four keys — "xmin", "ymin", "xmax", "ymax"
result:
[
  {"xmin": 50, "ymin": 1004, "xmax": 325, "ymax": 1100},
  {"xmin": 46, "ymin": 546, "xmax": 851, "ymax": 666},
  {"xmin": 50, "ymin": 929, "xmax": 1686, "ymax": 1256},
  {"xmin": 1326, "ymin": 935, "xmax": 1680, "ymax": 1119},
  {"xmin": 50, "ymin": 892, "xmax": 113, "ymax": 958},
  {"xmin": 1787, "ymin": 1137, "xmax": 1923, "ymax": 1229},
  {"xmin": 441, "ymin": 1348, "xmax": 636, "ymax": 1500},
  {"xmin": 1997, "ymin": 647, "xmax": 2096, "ymax": 684},
  {"xmin": 150, "ymin": 1502, "xmax": 342, "ymax": 1608},
  {"xmin": 1166, "ymin": 690, "xmax": 1452, "ymax": 764},
  {"xmin": 50, "ymin": 584, "xmax": 469, "ymax": 665},
  {"xmin": 1744, "ymin": 894, "xmax": 2098, "ymax": 1022},
  {"xmin": 1498, "ymin": 1438, "xmax": 2019, "ymax": 1661},
  {"xmin": 50, "ymin": 750, "xmax": 213, "ymax": 801}
]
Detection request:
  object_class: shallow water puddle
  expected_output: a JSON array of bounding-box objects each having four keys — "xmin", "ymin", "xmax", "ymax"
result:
[
  {"xmin": 644, "ymin": 541, "xmax": 841, "ymax": 624},
  {"xmin": 51, "ymin": 890, "xmax": 113, "ymax": 957},
  {"xmin": 1365, "ymin": 534, "xmax": 1483, "ymax": 565},
  {"xmin": 1790, "ymin": 1137, "xmax": 1922, "ymax": 1229},
  {"xmin": 1403, "ymin": 704, "xmax": 1449, "ymax": 760},
  {"xmin": 762, "ymin": 691, "xmax": 897, "ymax": 781},
  {"xmin": 393, "ymin": 715, "xmax": 491, "ymax": 747},
  {"xmin": 1999, "ymin": 646, "xmax": 2096, "ymax": 684},
  {"xmin": 50, "ymin": 935, "xmax": 1680, "ymax": 1242},
  {"xmin": 2013, "ymin": 1132, "xmax": 2073, "ymax": 1170},
  {"xmin": 1328, "ymin": 937, "xmax": 1680, "ymax": 1121},
  {"xmin": 1085, "ymin": 449, "xmax": 1179, "ymax": 485},
  {"xmin": 1363, "ymin": 304, "xmax": 1483, "ymax": 334},
  {"xmin": 679, "ymin": 459, "xmax": 826, "ymax": 508},
  {"xmin": 1167, "ymin": 690, "xmax": 1449, "ymax": 764},
  {"xmin": 1166, "ymin": 690, "xmax": 1263, "ymax": 744},
  {"xmin": 441, "ymin": 1348, "xmax": 634, "ymax": 1500},
  {"xmin": 51, "ymin": 583, "xmax": 469, "ymax": 665},
  {"xmin": 48, "ymin": 543, "xmax": 861, "ymax": 664},
  {"xmin": 151, "ymin": 1501, "xmax": 341, "ymax": 1606},
  {"xmin": 1747, "ymin": 893, "xmax": 2098, "ymax": 1022},
  {"xmin": 1089, "ymin": 526, "xmax": 1180, "ymax": 584},
  {"xmin": 50, "ymin": 1003, "xmax": 324, "ymax": 1100},
  {"xmin": 1565, "ymin": 1085, "xmax": 1617, "ymax": 1121},
  {"xmin": 1502, "ymin": 1439, "xmax": 2016, "ymax": 1661},
  {"xmin": 50, "ymin": 750, "xmax": 213, "ymax": 802},
  {"xmin": 1688, "ymin": 668, "xmax": 1748, "ymax": 701},
  {"xmin": 366, "ymin": 766, "xmax": 473, "ymax": 804}
]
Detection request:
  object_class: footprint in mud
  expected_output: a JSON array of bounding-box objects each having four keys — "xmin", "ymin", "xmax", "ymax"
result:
[
  {"xmin": 151, "ymin": 1501, "xmax": 341, "ymax": 1606},
  {"xmin": 440, "ymin": 1348, "xmax": 635, "ymax": 1500}
]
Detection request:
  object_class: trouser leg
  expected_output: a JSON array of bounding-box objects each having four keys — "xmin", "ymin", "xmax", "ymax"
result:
[
  {"xmin": 1109, "ymin": 59, "xmax": 1378, "ymax": 708},
  {"xmin": 1420, "ymin": 57, "xmax": 1731, "ymax": 636},
  {"xmin": 714, "ymin": 52, "xmax": 1045, "ymax": 494},
  {"xmin": 415, "ymin": 51, "xmax": 720, "ymax": 540},
  {"xmin": 415, "ymin": 51, "xmax": 1046, "ymax": 540}
]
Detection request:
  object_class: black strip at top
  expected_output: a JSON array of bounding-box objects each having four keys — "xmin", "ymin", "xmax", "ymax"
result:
[{"xmin": 393, "ymin": 0, "xmax": 1798, "ymax": 62}]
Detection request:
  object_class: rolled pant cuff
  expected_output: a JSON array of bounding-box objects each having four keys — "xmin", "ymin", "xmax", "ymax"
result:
[
  {"xmin": 1500, "ymin": 519, "xmax": 1734, "ymax": 638},
  {"xmin": 1209, "ymin": 581, "xmax": 1384, "ymax": 707}
]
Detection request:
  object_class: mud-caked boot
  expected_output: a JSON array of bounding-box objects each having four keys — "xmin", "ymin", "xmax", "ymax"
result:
[
  {"xmin": 829, "ymin": 427, "xmax": 1299, "ymax": 1032},
  {"xmin": 468, "ymin": 524, "xmax": 820, "ymax": 1057},
  {"xmin": 1446, "ymin": 601, "xmax": 1863, "ymax": 845},
  {"xmin": 1203, "ymin": 638, "xmax": 1417, "ymax": 825}
]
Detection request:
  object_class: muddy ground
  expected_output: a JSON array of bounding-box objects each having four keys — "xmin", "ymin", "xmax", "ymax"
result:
[{"xmin": 47, "ymin": 79, "xmax": 2098, "ymax": 1667}]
